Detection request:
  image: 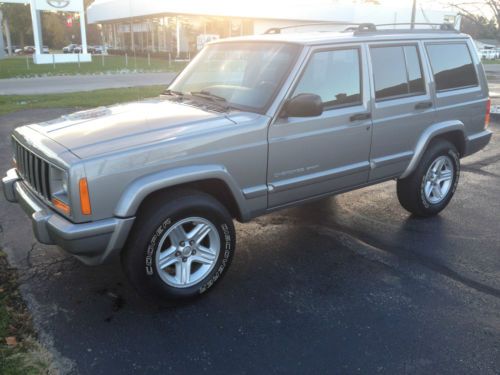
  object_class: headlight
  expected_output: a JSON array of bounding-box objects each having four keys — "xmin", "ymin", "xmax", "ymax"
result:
[
  {"xmin": 49, "ymin": 167, "xmax": 70, "ymax": 215},
  {"xmin": 49, "ymin": 167, "xmax": 69, "ymax": 196},
  {"xmin": 61, "ymin": 173, "xmax": 68, "ymax": 194}
]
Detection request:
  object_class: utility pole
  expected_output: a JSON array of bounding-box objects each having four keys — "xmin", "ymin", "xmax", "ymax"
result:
[{"xmin": 410, "ymin": 0, "xmax": 417, "ymax": 29}]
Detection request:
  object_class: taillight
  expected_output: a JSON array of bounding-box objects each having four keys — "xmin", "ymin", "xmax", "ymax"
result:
[{"xmin": 485, "ymin": 98, "xmax": 491, "ymax": 129}]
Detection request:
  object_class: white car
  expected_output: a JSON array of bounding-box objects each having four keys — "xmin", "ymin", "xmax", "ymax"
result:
[{"xmin": 63, "ymin": 44, "xmax": 78, "ymax": 53}]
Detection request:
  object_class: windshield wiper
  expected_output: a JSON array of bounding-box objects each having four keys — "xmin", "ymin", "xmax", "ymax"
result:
[
  {"xmin": 162, "ymin": 89, "xmax": 184, "ymax": 97},
  {"xmin": 189, "ymin": 90, "xmax": 231, "ymax": 111}
]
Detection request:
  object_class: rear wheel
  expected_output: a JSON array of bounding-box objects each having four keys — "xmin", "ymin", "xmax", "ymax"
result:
[
  {"xmin": 122, "ymin": 189, "xmax": 236, "ymax": 301},
  {"xmin": 397, "ymin": 140, "xmax": 460, "ymax": 217}
]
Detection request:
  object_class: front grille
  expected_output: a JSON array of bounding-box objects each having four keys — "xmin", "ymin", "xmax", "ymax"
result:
[{"xmin": 14, "ymin": 140, "xmax": 52, "ymax": 201}]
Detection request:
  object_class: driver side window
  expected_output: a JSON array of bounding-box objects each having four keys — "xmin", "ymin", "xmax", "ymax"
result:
[{"xmin": 293, "ymin": 48, "xmax": 362, "ymax": 109}]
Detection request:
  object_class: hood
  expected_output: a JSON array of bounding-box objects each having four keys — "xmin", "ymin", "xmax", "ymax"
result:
[{"xmin": 29, "ymin": 99, "xmax": 236, "ymax": 159}]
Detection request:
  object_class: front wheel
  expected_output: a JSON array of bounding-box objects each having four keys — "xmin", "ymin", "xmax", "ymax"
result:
[
  {"xmin": 122, "ymin": 189, "xmax": 236, "ymax": 301},
  {"xmin": 397, "ymin": 140, "xmax": 460, "ymax": 217}
]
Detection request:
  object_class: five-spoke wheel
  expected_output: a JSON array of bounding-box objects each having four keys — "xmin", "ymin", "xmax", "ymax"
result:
[
  {"xmin": 122, "ymin": 189, "xmax": 235, "ymax": 301},
  {"xmin": 156, "ymin": 217, "xmax": 220, "ymax": 288},
  {"xmin": 397, "ymin": 139, "xmax": 460, "ymax": 217},
  {"xmin": 422, "ymin": 155, "xmax": 454, "ymax": 205}
]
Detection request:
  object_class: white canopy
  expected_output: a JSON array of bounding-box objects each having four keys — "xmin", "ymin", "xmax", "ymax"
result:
[{"xmin": 87, "ymin": 0, "xmax": 456, "ymax": 25}]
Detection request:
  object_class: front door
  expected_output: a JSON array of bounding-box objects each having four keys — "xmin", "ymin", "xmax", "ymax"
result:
[{"xmin": 267, "ymin": 45, "xmax": 373, "ymax": 208}]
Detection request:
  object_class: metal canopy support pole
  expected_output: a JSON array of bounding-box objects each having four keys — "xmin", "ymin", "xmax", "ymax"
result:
[
  {"xmin": 176, "ymin": 16, "xmax": 181, "ymax": 58},
  {"xmin": 131, "ymin": 22, "xmax": 135, "ymax": 51},
  {"xmin": 163, "ymin": 17, "xmax": 167, "ymax": 52},
  {"xmin": 113, "ymin": 23, "xmax": 117, "ymax": 48},
  {"xmin": 150, "ymin": 20, "xmax": 155, "ymax": 52}
]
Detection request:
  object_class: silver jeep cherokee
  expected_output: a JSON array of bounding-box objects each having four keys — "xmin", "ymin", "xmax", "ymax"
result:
[{"xmin": 2, "ymin": 24, "xmax": 492, "ymax": 300}]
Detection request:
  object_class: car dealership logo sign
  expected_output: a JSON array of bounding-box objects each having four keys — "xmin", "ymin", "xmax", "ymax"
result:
[{"xmin": 47, "ymin": 0, "xmax": 70, "ymax": 8}]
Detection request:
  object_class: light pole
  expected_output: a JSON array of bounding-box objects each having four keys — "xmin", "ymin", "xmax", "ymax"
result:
[{"xmin": 410, "ymin": 0, "xmax": 417, "ymax": 29}]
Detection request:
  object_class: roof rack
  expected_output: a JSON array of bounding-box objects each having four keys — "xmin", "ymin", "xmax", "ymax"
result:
[
  {"xmin": 353, "ymin": 23, "xmax": 458, "ymax": 34},
  {"xmin": 264, "ymin": 22, "xmax": 458, "ymax": 35},
  {"xmin": 264, "ymin": 22, "xmax": 361, "ymax": 34}
]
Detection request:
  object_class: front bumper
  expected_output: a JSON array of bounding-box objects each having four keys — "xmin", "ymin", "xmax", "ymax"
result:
[{"xmin": 2, "ymin": 169, "xmax": 135, "ymax": 265}]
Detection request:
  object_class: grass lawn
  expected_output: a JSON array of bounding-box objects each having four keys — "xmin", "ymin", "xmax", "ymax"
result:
[
  {"xmin": 482, "ymin": 59, "xmax": 500, "ymax": 64},
  {"xmin": 0, "ymin": 251, "xmax": 52, "ymax": 374},
  {"xmin": 0, "ymin": 85, "xmax": 166, "ymax": 115},
  {"xmin": 0, "ymin": 55, "xmax": 187, "ymax": 79}
]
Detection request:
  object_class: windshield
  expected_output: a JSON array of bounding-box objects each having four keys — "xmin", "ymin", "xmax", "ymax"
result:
[{"xmin": 168, "ymin": 42, "xmax": 301, "ymax": 112}]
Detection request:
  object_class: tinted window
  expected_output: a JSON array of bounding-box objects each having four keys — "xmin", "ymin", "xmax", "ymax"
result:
[
  {"xmin": 404, "ymin": 46, "xmax": 426, "ymax": 94},
  {"xmin": 426, "ymin": 43, "xmax": 478, "ymax": 91},
  {"xmin": 293, "ymin": 48, "xmax": 361, "ymax": 108},
  {"xmin": 371, "ymin": 45, "xmax": 425, "ymax": 100}
]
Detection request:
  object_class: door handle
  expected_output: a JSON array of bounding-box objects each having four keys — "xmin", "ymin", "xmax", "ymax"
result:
[
  {"xmin": 415, "ymin": 101, "xmax": 433, "ymax": 110},
  {"xmin": 350, "ymin": 113, "xmax": 371, "ymax": 122}
]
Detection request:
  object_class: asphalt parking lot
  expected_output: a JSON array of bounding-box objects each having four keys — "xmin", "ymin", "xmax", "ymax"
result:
[{"xmin": 0, "ymin": 109, "xmax": 499, "ymax": 374}]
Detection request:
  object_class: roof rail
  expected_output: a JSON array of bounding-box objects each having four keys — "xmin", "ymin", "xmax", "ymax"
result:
[
  {"xmin": 264, "ymin": 22, "xmax": 361, "ymax": 34},
  {"xmin": 353, "ymin": 23, "xmax": 458, "ymax": 34},
  {"xmin": 263, "ymin": 22, "xmax": 458, "ymax": 35}
]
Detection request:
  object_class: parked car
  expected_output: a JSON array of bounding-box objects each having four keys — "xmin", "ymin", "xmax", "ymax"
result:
[
  {"xmin": 73, "ymin": 45, "xmax": 83, "ymax": 54},
  {"xmin": 2, "ymin": 24, "xmax": 492, "ymax": 302},
  {"xmin": 42, "ymin": 45, "xmax": 50, "ymax": 54},
  {"xmin": 3, "ymin": 45, "xmax": 20, "ymax": 54},
  {"xmin": 91, "ymin": 45, "xmax": 105, "ymax": 54},
  {"xmin": 17, "ymin": 46, "xmax": 36, "ymax": 55},
  {"xmin": 62, "ymin": 43, "xmax": 77, "ymax": 53}
]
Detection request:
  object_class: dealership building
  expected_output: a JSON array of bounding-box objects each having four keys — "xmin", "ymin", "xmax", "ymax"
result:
[{"xmin": 87, "ymin": 0, "xmax": 458, "ymax": 57}]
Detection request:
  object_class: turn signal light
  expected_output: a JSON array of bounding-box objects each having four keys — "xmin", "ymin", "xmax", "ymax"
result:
[
  {"xmin": 79, "ymin": 178, "xmax": 92, "ymax": 215},
  {"xmin": 485, "ymin": 98, "xmax": 491, "ymax": 129},
  {"xmin": 52, "ymin": 197, "xmax": 71, "ymax": 215}
]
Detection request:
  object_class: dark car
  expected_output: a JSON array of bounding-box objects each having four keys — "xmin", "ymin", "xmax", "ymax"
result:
[{"xmin": 3, "ymin": 45, "xmax": 20, "ymax": 54}]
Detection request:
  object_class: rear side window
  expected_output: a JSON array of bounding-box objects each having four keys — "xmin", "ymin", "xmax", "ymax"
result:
[
  {"xmin": 426, "ymin": 43, "xmax": 478, "ymax": 91},
  {"xmin": 370, "ymin": 45, "xmax": 425, "ymax": 100},
  {"xmin": 293, "ymin": 48, "xmax": 362, "ymax": 108}
]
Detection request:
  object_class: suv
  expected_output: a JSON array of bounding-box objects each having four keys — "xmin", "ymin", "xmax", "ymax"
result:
[{"xmin": 2, "ymin": 24, "xmax": 492, "ymax": 301}]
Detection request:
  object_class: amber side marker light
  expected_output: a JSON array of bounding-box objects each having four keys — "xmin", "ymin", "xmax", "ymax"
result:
[
  {"xmin": 52, "ymin": 197, "xmax": 71, "ymax": 215},
  {"xmin": 79, "ymin": 178, "xmax": 92, "ymax": 215},
  {"xmin": 485, "ymin": 98, "xmax": 491, "ymax": 129}
]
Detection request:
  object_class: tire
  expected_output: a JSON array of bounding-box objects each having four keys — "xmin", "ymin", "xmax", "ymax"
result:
[
  {"xmin": 397, "ymin": 139, "xmax": 460, "ymax": 217},
  {"xmin": 122, "ymin": 189, "xmax": 236, "ymax": 301}
]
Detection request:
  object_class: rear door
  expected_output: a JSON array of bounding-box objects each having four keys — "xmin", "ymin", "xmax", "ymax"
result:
[
  {"xmin": 267, "ymin": 44, "xmax": 373, "ymax": 208},
  {"xmin": 368, "ymin": 41, "xmax": 435, "ymax": 180}
]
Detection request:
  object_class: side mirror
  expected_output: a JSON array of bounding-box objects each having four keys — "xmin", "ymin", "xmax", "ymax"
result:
[{"xmin": 282, "ymin": 93, "xmax": 323, "ymax": 118}]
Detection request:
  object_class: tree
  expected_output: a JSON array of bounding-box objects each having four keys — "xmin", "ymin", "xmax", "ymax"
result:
[
  {"xmin": 450, "ymin": 1, "xmax": 500, "ymax": 37},
  {"xmin": 42, "ymin": 12, "xmax": 72, "ymax": 48},
  {"xmin": 0, "ymin": 3, "xmax": 33, "ymax": 48},
  {"xmin": 460, "ymin": 15, "xmax": 498, "ymax": 39}
]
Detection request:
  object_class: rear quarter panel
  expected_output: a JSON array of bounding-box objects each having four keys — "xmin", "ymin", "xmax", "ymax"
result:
[{"xmin": 426, "ymin": 37, "xmax": 489, "ymax": 139}]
